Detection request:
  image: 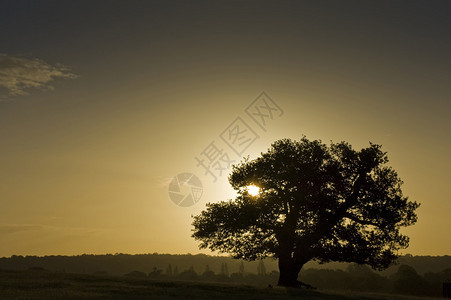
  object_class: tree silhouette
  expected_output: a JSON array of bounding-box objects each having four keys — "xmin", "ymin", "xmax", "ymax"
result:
[
  {"xmin": 257, "ymin": 260, "xmax": 266, "ymax": 276},
  {"xmin": 192, "ymin": 137, "xmax": 419, "ymax": 287},
  {"xmin": 148, "ymin": 266, "xmax": 162, "ymax": 278},
  {"xmin": 392, "ymin": 265, "xmax": 431, "ymax": 295},
  {"xmin": 220, "ymin": 262, "xmax": 229, "ymax": 277},
  {"xmin": 166, "ymin": 264, "xmax": 173, "ymax": 276},
  {"xmin": 239, "ymin": 261, "xmax": 245, "ymax": 275},
  {"xmin": 201, "ymin": 264, "xmax": 215, "ymax": 281}
]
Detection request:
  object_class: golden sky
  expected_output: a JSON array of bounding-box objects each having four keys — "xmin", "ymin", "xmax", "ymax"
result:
[{"xmin": 0, "ymin": 1, "xmax": 450, "ymax": 257}]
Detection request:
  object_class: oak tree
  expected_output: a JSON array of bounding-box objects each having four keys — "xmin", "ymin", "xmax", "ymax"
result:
[{"xmin": 192, "ymin": 138, "xmax": 419, "ymax": 287}]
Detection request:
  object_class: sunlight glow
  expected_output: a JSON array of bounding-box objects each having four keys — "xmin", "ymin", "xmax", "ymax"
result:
[{"xmin": 246, "ymin": 185, "xmax": 260, "ymax": 196}]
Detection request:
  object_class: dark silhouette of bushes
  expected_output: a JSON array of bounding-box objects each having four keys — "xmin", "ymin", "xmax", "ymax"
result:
[
  {"xmin": 124, "ymin": 270, "xmax": 147, "ymax": 278},
  {"xmin": 1, "ymin": 254, "xmax": 450, "ymax": 297}
]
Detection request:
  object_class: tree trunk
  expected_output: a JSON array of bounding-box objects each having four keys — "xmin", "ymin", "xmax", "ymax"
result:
[{"xmin": 277, "ymin": 257, "xmax": 304, "ymax": 287}]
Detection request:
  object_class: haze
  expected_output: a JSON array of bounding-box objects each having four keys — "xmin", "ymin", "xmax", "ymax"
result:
[{"xmin": 0, "ymin": 1, "xmax": 449, "ymax": 257}]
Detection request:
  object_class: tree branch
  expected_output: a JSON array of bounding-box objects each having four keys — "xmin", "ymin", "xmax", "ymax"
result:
[{"xmin": 344, "ymin": 213, "xmax": 379, "ymax": 227}]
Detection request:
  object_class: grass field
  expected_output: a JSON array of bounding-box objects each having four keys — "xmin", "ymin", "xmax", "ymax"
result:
[{"xmin": 0, "ymin": 269, "xmax": 441, "ymax": 300}]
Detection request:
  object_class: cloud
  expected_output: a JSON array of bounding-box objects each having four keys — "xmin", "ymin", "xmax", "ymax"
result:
[
  {"xmin": 0, "ymin": 224, "xmax": 44, "ymax": 234},
  {"xmin": 0, "ymin": 53, "xmax": 78, "ymax": 99},
  {"xmin": 0, "ymin": 223, "xmax": 108, "ymax": 235},
  {"xmin": 155, "ymin": 175, "xmax": 176, "ymax": 188}
]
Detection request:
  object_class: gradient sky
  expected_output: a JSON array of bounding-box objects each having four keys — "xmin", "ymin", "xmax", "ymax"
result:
[{"xmin": 0, "ymin": 1, "xmax": 450, "ymax": 257}]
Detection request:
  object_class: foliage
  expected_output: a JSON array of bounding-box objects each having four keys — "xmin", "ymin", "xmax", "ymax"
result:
[
  {"xmin": 192, "ymin": 137, "xmax": 420, "ymax": 286},
  {"xmin": 392, "ymin": 265, "xmax": 431, "ymax": 296}
]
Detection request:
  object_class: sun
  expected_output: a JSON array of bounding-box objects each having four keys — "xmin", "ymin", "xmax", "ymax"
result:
[{"xmin": 246, "ymin": 185, "xmax": 260, "ymax": 196}]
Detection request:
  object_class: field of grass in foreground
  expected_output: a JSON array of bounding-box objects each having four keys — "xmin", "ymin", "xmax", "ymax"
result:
[{"xmin": 0, "ymin": 269, "xmax": 442, "ymax": 300}]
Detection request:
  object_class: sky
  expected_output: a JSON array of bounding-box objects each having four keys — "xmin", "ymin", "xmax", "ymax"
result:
[{"xmin": 0, "ymin": 0, "xmax": 450, "ymax": 257}]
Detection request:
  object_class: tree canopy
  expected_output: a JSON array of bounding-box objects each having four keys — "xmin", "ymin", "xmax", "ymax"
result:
[{"xmin": 192, "ymin": 137, "xmax": 419, "ymax": 287}]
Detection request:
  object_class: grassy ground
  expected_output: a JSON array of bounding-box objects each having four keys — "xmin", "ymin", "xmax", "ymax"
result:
[{"xmin": 0, "ymin": 269, "xmax": 441, "ymax": 300}]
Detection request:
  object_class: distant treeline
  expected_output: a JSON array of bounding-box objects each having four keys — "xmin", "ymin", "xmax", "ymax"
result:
[
  {"xmin": 0, "ymin": 253, "xmax": 450, "ymax": 297},
  {"xmin": 0, "ymin": 253, "xmax": 449, "ymax": 275},
  {"xmin": 0, "ymin": 253, "xmax": 275, "ymax": 276},
  {"xmin": 120, "ymin": 263, "xmax": 451, "ymax": 297},
  {"xmin": 301, "ymin": 264, "xmax": 451, "ymax": 297}
]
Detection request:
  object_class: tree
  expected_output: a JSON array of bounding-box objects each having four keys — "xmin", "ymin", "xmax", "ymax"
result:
[
  {"xmin": 201, "ymin": 264, "xmax": 215, "ymax": 281},
  {"xmin": 192, "ymin": 137, "xmax": 419, "ymax": 287},
  {"xmin": 239, "ymin": 261, "xmax": 245, "ymax": 275},
  {"xmin": 220, "ymin": 262, "xmax": 229, "ymax": 276},
  {"xmin": 178, "ymin": 266, "xmax": 198, "ymax": 281},
  {"xmin": 148, "ymin": 266, "xmax": 163, "ymax": 278},
  {"xmin": 392, "ymin": 265, "xmax": 431, "ymax": 295},
  {"xmin": 166, "ymin": 264, "xmax": 173, "ymax": 276},
  {"xmin": 257, "ymin": 260, "xmax": 266, "ymax": 276}
]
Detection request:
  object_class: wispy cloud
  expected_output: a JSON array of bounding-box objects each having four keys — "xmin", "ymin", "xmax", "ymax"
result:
[
  {"xmin": 0, "ymin": 53, "xmax": 78, "ymax": 99},
  {"xmin": 154, "ymin": 175, "xmax": 176, "ymax": 188},
  {"xmin": 0, "ymin": 224, "xmax": 44, "ymax": 234},
  {"xmin": 0, "ymin": 224, "xmax": 108, "ymax": 235}
]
